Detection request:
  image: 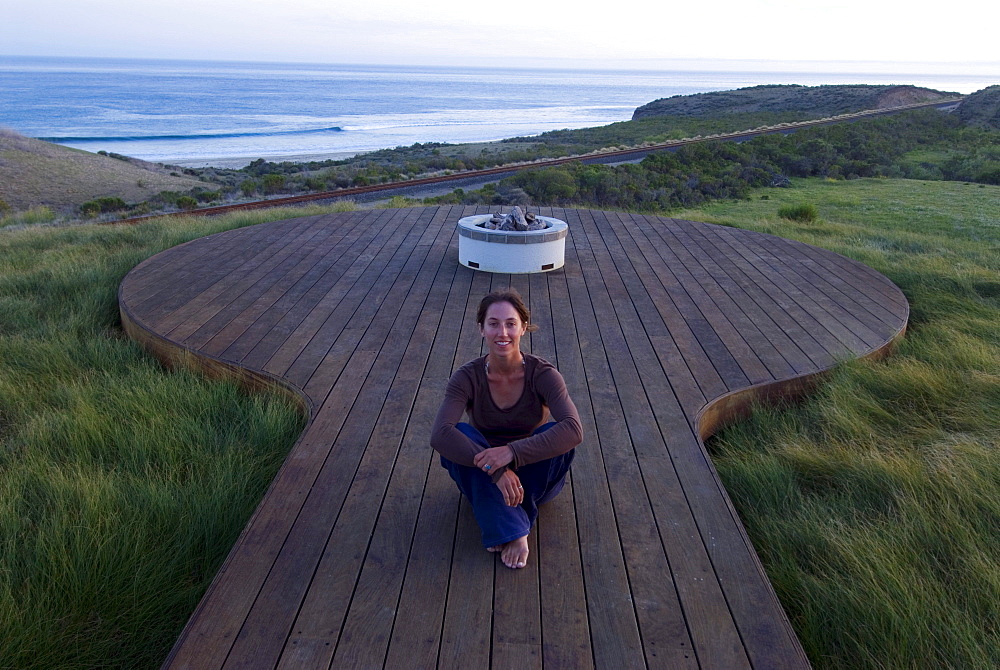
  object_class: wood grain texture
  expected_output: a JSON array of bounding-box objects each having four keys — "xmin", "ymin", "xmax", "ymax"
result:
[{"xmin": 118, "ymin": 206, "xmax": 908, "ymax": 669}]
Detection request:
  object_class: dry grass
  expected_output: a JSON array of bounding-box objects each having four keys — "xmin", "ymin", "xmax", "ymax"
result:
[{"xmin": 0, "ymin": 128, "xmax": 206, "ymax": 212}]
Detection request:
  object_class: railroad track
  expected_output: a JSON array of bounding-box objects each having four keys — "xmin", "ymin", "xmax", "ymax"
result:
[{"xmin": 116, "ymin": 97, "xmax": 962, "ymax": 224}]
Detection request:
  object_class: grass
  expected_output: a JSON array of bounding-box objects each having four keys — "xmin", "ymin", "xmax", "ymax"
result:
[
  {"xmin": 0, "ymin": 202, "xmax": 354, "ymax": 668},
  {"xmin": 0, "ymin": 129, "xmax": 206, "ymax": 213},
  {"xmin": 3, "ymin": 181, "xmax": 999, "ymax": 667},
  {"xmin": 0, "ymin": 205, "xmax": 57, "ymax": 229},
  {"xmin": 777, "ymin": 202, "xmax": 820, "ymax": 223},
  {"xmin": 675, "ymin": 178, "xmax": 1000, "ymax": 668}
]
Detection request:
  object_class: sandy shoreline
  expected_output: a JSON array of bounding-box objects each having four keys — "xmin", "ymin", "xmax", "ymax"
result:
[{"xmin": 169, "ymin": 150, "xmax": 364, "ymax": 169}]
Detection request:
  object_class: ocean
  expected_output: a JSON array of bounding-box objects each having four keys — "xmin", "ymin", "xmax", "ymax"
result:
[{"xmin": 1, "ymin": 55, "xmax": 992, "ymax": 168}]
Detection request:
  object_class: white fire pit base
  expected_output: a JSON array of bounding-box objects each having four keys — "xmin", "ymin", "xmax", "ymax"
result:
[{"xmin": 457, "ymin": 214, "xmax": 569, "ymax": 274}]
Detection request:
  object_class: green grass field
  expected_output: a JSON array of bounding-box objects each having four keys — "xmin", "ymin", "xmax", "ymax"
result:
[
  {"xmin": 1, "ymin": 181, "xmax": 998, "ymax": 668},
  {"xmin": 676, "ymin": 178, "xmax": 1000, "ymax": 668},
  {"xmin": 0, "ymin": 203, "xmax": 352, "ymax": 668}
]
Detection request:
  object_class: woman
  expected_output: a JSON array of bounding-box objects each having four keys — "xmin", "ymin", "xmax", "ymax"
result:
[{"xmin": 431, "ymin": 289, "xmax": 583, "ymax": 569}]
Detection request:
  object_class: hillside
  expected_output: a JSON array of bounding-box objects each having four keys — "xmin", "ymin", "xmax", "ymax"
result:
[
  {"xmin": 954, "ymin": 85, "xmax": 1000, "ymax": 129},
  {"xmin": 0, "ymin": 129, "xmax": 206, "ymax": 212},
  {"xmin": 632, "ymin": 84, "xmax": 957, "ymax": 120}
]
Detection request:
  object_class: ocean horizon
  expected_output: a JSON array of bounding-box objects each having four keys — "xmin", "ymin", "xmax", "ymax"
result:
[{"xmin": 2, "ymin": 55, "xmax": 994, "ymax": 168}]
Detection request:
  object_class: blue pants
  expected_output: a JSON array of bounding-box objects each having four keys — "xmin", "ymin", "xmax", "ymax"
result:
[{"xmin": 441, "ymin": 422, "xmax": 574, "ymax": 548}]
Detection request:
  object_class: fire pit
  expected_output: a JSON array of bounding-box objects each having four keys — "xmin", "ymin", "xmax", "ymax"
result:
[{"xmin": 457, "ymin": 207, "xmax": 568, "ymax": 274}]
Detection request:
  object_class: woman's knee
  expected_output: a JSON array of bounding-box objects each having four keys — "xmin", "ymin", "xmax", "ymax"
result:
[
  {"xmin": 532, "ymin": 421, "xmax": 558, "ymax": 435},
  {"xmin": 455, "ymin": 422, "xmax": 490, "ymax": 447}
]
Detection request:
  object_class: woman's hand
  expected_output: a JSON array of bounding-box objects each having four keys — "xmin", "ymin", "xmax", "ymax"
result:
[
  {"xmin": 473, "ymin": 445, "xmax": 514, "ymax": 473},
  {"xmin": 495, "ymin": 469, "xmax": 524, "ymax": 506}
]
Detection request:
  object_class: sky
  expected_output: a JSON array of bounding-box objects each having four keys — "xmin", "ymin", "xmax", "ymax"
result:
[{"xmin": 5, "ymin": 0, "xmax": 999, "ymax": 74}]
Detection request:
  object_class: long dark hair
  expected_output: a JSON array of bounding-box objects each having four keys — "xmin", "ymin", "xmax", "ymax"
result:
[{"xmin": 476, "ymin": 289, "xmax": 539, "ymax": 333}]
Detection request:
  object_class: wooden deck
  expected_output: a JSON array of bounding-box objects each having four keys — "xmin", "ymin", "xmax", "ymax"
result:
[{"xmin": 118, "ymin": 206, "xmax": 908, "ymax": 669}]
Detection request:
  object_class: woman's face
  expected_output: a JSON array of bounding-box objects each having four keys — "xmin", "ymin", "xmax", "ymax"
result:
[{"xmin": 480, "ymin": 300, "xmax": 527, "ymax": 357}]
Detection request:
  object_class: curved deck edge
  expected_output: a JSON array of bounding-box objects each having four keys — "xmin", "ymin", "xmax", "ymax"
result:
[
  {"xmin": 118, "ymin": 280, "xmax": 320, "ymax": 670},
  {"xmin": 118, "ymin": 297, "xmax": 314, "ymax": 420},
  {"xmin": 687, "ymin": 310, "xmax": 907, "ymax": 670},
  {"xmin": 696, "ymin": 315, "xmax": 908, "ymax": 442}
]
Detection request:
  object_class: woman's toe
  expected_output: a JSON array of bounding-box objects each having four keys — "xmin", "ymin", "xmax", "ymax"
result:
[{"xmin": 501, "ymin": 537, "xmax": 529, "ymax": 569}]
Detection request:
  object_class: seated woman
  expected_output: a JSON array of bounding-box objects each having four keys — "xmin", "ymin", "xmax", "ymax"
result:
[{"xmin": 431, "ymin": 289, "xmax": 583, "ymax": 569}]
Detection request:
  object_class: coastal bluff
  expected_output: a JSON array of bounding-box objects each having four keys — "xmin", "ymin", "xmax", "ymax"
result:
[{"xmin": 632, "ymin": 84, "xmax": 957, "ymax": 120}]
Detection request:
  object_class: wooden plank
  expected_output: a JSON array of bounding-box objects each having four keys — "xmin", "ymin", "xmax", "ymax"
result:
[
  {"xmin": 250, "ymin": 207, "xmax": 409, "ymax": 377},
  {"xmin": 699, "ymin": 223, "xmax": 870, "ymax": 356},
  {"xmin": 163, "ymin": 423, "xmax": 335, "ymax": 669},
  {"xmin": 162, "ymin": 217, "xmax": 334, "ymax": 343},
  {"xmin": 535, "ymin": 476, "xmax": 593, "ymax": 670},
  {"xmin": 491, "ymin": 531, "xmax": 543, "ymax": 669},
  {"xmin": 219, "ymin": 208, "xmax": 455, "ymax": 668},
  {"xmin": 295, "ymin": 207, "xmax": 441, "ymax": 398},
  {"xmin": 134, "ymin": 217, "xmax": 321, "ymax": 323},
  {"xmin": 231, "ymin": 209, "xmax": 394, "ymax": 369},
  {"xmin": 713, "ymin": 226, "xmax": 888, "ymax": 350},
  {"xmin": 280, "ymin": 207, "xmax": 432, "ymax": 386},
  {"xmin": 667, "ymin": 221, "xmax": 818, "ymax": 376},
  {"xmin": 623, "ymin": 214, "xmax": 755, "ymax": 391},
  {"xmin": 380, "ymin": 249, "xmax": 479, "ymax": 670},
  {"xmin": 192, "ymin": 213, "xmax": 365, "ymax": 356},
  {"xmin": 601, "ymin": 210, "xmax": 717, "ymax": 412},
  {"xmin": 575, "ymin": 210, "xmax": 809, "ymax": 668},
  {"xmin": 554, "ymin": 212, "xmax": 647, "ymax": 669},
  {"xmin": 485, "ymin": 257, "xmax": 546, "ymax": 670},
  {"xmin": 123, "ymin": 217, "xmax": 298, "ymax": 301},
  {"xmin": 762, "ymin": 234, "xmax": 904, "ymax": 329},
  {"xmin": 653, "ymin": 219, "xmax": 798, "ymax": 381},
  {"xmin": 528, "ymin": 263, "xmax": 593, "ymax": 670},
  {"xmin": 574, "ymin": 208, "xmax": 744, "ymax": 668},
  {"xmin": 438, "ymin": 498, "xmax": 496, "ymax": 669},
  {"xmin": 163, "ymin": 210, "xmax": 440, "ymax": 669},
  {"xmin": 634, "ymin": 214, "xmax": 776, "ymax": 386},
  {"xmin": 595, "ymin": 210, "xmax": 713, "ymax": 419},
  {"xmin": 437, "ymin": 257, "xmax": 497, "ymax": 668},
  {"xmin": 681, "ymin": 221, "xmax": 848, "ymax": 364},
  {"xmin": 769, "ymin": 233, "xmax": 906, "ymax": 310},
  {"xmin": 275, "ymin": 207, "xmax": 460, "ymax": 668}
]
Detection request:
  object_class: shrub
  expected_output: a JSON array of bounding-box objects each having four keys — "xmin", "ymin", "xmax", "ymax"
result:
[
  {"xmin": 304, "ymin": 177, "xmax": 327, "ymax": 191},
  {"xmin": 261, "ymin": 174, "xmax": 286, "ymax": 195},
  {"xmin": 80, "ymin": 197, "xmax": 128, "ymax": 217},
  {"xmin": 99, "ymin": 196, "xmax": 127, "ymax": 211},
  {"xmin": 157, "ymin": 191, "xmax": 182, "ymax": 205},
  {"xmin": 194, "ymin": 189, "xmax": 222, "ymax": 203},
  {"xmin": 240, "ymin": 180, "xmax": 259, "ymax": 197},
  {"xmin": 975, "ymin": 166, "xmax": 1000, "ymax": 185},
  {"xmin": 176, "ymin": 196, "xmax": 198, "ymax": 210},
  {"xmin": 777, "ymin": 203, "xmax": 819, "ymax": 222}
]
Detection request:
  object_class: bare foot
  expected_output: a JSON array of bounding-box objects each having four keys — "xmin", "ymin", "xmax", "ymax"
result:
[
  {"xmin": 486, "ymin": 545, "xmax": 502, "ymax": 553},
  {"xmin": 500, "ymin": 535, "xmax": 529, "ymax": 569}
]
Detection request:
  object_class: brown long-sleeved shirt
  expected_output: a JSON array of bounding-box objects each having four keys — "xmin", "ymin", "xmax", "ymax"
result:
[{"xmin": 430, "ymin": 353, "xmax": 583, "ymax": 470}]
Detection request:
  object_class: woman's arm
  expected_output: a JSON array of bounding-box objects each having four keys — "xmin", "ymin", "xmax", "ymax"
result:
[
  {"xmin": 506, "ymin": 364, "xmax": 583, "ymax": 467},
  {"xmin": 429, "ymin": 367, "xmax": 484, "ymax": 467}
]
